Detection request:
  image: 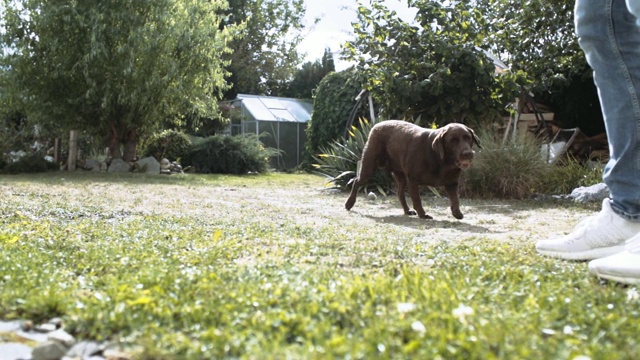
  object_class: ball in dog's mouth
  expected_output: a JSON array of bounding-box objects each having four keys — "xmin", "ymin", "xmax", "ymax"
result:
[{"xmin": 457, "ymin": 160, "xmax": 472, "ymax": 170}]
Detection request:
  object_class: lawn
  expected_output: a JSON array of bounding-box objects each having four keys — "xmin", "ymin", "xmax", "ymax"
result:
[{"xmin": 0, "ymin": 172, "xmax": 637, "ymax": 359}]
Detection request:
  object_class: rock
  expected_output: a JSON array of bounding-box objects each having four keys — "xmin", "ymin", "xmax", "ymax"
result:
[
  {"xmin": 82, "ymin": 159, "xmax": 102, "ymax": 171},
  {"xmin": 8, "ymin": 150, "xmax": 26, "ymax": 162},
  {"xmin": 107, "ymin": 159, "xmax": 131, "ymax": 173},
  {"xmin": 32, "ymin": 341, "xmax": 68, "ymax": 360},
  {"xmin": 104, "ymin": 349, "xmax": 132, "ymax": 360},
  {"xmin": 48, "ymin": 328, "xmax": 76, "ymax": 347},
  {"xmin": 35, "ymin": 323, "xmax": 57, "ymax": 333},
  {"xmin": 569, "ymin": 183, "xmax": 609, "ymax": 203},
  {"xmin": 133, "ymin": 157, "xmax": 160, "ymax": 174},
  {"xmin": 65, "ymin": 340, "xmax": 103, "ymax": 358},
  {"xmin": 160, "ymin": 158, "xmax": 171, "ymax": 169},
  {"xmin": 367, "ymin": 192, "xmax": 377, "ymax": 201},
  {"xmin": 0, "ymin": 343, "xmax": 33, "ymax": 360}
]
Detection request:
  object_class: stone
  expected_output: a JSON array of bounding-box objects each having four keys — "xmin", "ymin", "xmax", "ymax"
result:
[
  {"xmin": 133, "ymin": 156, "xmax": 160, "ymax": 174},
  {"xmin": 82, "ymin": 159, "xmax": 102, "ymax": 171},
  {"xmin": 569, "ymin": 183, "xmax": 609, "ymax": 203},
  {"xmin": 32, "ymin": 341, "xmax": 68, "ymax": 360},
  {"xmin": 0, "ymin": 320, "xmax": 23, "ymax": 332},
  {"xmin": 65, "ymin": 340, "xmax": 103, "ymax": 358},
  {"xmin": 0, "ymin": 343, "xmax": 33, "ymax": 360},
  {"xmin": 48, "ymin": 328, "xmax": 76, "ymax": 347},
  {"xmin": 160, "ymin": 158, "xmax": 171, "ymax": 169},
  {"xmin": 107, "ymin": 159, "xmax": 131, "ymax": 173},
  {"xmin": 35, "ymin": 323, "xmax": 57, "ymax": 332}
]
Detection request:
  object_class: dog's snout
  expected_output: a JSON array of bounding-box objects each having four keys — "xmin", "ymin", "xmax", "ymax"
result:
[{"xmin": 461, "ymin": 148, "xmax": 474, "ymax": 159}]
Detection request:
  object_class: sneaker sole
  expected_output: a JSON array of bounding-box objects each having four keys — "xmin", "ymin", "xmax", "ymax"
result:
[
  {"xmin": 589, "ymin": 271, "xmax": 640, "ymax": 285},
  {"xmin": 537, "ymin": 245, "xmax": 625, "ymax": 261}
]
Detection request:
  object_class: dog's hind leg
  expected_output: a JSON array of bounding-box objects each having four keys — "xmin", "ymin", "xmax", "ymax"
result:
[
  {"xmin": 344, "ymin": 147, "xmax": 380, "ymax": 211},
  {"xmin": 408, "ymin": 179, "xmax": 432, "ymax": 219},
  {"xmin": 394, "ymin": 173, "xmax": 415, "ymax": 215}
]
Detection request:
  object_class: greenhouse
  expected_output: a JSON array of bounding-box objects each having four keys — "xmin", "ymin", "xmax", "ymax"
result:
[{"xmin": 227, "ymin": 94, "xmax": 313, "ymax": 170}]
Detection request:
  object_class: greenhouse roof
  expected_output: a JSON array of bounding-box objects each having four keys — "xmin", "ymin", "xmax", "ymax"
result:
[{"xmin": 236, "ymin": 94, "xmax": 313, "ymax": 123}]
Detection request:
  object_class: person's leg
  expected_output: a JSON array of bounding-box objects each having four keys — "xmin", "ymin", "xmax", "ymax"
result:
[
  {"xmin": 590, "ymin": 0, "xmax": 640, "ymax": 219},
  {"xmin": 536, "ymin": 0, "xmax": 640, "ymax": 260}
]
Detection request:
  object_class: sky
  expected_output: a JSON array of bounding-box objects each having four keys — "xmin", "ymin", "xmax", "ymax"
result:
[{"xmin": 299, "ymin": 0, "xmax": 417, "ymax": 71}]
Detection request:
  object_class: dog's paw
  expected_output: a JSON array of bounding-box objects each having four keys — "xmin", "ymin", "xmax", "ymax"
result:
[
  {"xmin": 452, "ymin": 210, "xmax": 464, "ymax": 220},
  {"xmin": 419, "ymin": 214, "xmax": 434, "ymax": 220},
  {"xmin": 406, "ymin": 210, "xmax": 418, "ymax": 216}
]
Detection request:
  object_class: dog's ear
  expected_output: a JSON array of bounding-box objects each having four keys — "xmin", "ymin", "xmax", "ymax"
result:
[
  {"xmin": 468, "ymin": 127, "xmax": 482, "ymax": 149},
  {"xmin": 432, "ymin": 128, "xmax": 446, "ymax": 159}
]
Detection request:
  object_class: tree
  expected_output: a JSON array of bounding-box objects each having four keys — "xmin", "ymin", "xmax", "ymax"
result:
[
  {"xmin": 283, "ymin": 48, "xmax": 336, "ymax": 99},
  {"xmin": 222, "ymin": 0, "xmax": 306, "ymax": 98},
  {"xmin": 474, "ymin": 0, "xmax": 603, "ymax": 135},
  {"xmin": 475, "ymin": 0, "xmax": 584, "ymax": 90},
  {"xmin": 0, "ymin": 0, "xmax": 237, "ymax": 161},
  {"xmin": 342, "ymin": 0, "xmax": 525, "ymax": 127}
]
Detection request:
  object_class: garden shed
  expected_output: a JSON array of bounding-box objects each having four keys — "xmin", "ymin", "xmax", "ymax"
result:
[{"xmin": 226, "ymin": 94, "xmax": 312, "ymax": 170}]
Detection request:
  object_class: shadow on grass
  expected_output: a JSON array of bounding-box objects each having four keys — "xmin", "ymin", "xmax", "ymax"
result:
[{"xmin": 352, "ymin": 211, "xmax": 494, "ymax": 234}]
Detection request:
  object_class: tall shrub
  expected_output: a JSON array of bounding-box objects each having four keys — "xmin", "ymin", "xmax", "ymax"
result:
[
  {"xmin": 185, "ymin": 134, "xmax": 277, "ymax": 174},
  {"xmin": 302, "ymin": 71, "xmax": 367, "ymax": 169}
]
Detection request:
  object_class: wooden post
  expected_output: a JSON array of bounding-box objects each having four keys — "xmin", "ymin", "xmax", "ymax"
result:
[
  {"xmin": 68, "ymin": 130, "xmax": 78, "ymax": 171},
  {"xmin": 54, "ymin": 138, "xmax": 62, "ymax": 164}
]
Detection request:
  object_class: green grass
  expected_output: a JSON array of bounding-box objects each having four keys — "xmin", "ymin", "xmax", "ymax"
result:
[{"xmin": 0, "ymin": 172, "xmax": 638, "ymax": 359}]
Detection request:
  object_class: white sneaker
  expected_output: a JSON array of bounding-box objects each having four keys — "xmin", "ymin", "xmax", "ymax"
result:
[
  {"xmin": 536, "ymin": 199, "xmax": 640, "ymax": 260},
  {"xmin": 588, "ymin": 232, "xmax": 640, "ymax": 284}
]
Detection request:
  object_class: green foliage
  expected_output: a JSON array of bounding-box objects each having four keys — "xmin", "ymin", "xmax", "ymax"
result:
[
  {"xmin": 460, "ymin": 129, "xmax": 550, "ymax": 199},
  {"xmin": 143, "ymin": 130, "xmax": 192, "ymax": 162},
  {"xmin": 302, "ymin": 71, "xmax": 367, "ymax": 169},
  {"xmin": 283, "ymin": 48, "xmax": 336, "ymax": 100},
  {"xmin": 3, "ymin": 154, "xmax": 58, "ymax": 174},
  {"xmin": 222, "ymin": 0, "xmax": 306, "ymax": 98},
  {"xmin": 0, "ymin": 0, "xmax": 237, "ymax": 161},
  {"xmin": 475, "ymin": 0, "xmax": 585, "ymax": 91},
  {"xmin": 0, "ymin": 111, "xmax": 29, "ymax": 157},
  {"xmin": 313, "ymin": 118, "xmax": 393, "ymax": 194},
  {"xmin": 541, "ymin": 158, "xmax": 604, "ymax": 195},
  {"xmin": 343, "ymin": 0, "xmax": 526, "ymax": 127},
  {"xmin": 185, "ymin": 134, "xmax": 277, "ymax": 174}
]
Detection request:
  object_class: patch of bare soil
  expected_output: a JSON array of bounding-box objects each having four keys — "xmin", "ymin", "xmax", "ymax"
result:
[{"xmin": 0, "ymin": 174, "xmax": 592, "ymax": 247}]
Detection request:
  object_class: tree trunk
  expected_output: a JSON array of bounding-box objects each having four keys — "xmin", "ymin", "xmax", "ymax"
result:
[
  {"xmin": 122, "ymin": 129, "xmax": 138, "ymax": 162},
  {"xmin": 108, "ymin": 125, "xmax": 122, "ymax": 159}
]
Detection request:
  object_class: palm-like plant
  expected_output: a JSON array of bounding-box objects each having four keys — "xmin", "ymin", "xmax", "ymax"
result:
[{"xmin": 312, "ymin": 118, "xmax": 394, "ymax": 195}]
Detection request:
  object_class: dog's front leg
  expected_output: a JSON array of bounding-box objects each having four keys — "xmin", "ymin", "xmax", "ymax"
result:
[
  {"xmin": 445, "ymin": 183, "xmax": 463, "ymax": 219},
  {"xmin": 408, "ymin": 180, "xmax": 432, "ymax": 219}
]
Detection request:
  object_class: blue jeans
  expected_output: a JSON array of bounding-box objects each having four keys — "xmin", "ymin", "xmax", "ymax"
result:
[{"xmin": 575, "ymin": 0, "xmax": 640, "ymax": 220}]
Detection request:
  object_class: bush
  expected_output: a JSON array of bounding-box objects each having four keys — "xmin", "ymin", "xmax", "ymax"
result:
[
  {"xmin": 460, "ymin": 129, "xmax": 551, "ymax": 199},
  {"xmin": 313, "ymin": 118, "xmax": 393, "ymax": 195},
  {"xmin": 185, "ymin": 134, "xmax": 277, "ymax": 174},
  {"xmin": 540, "ymin": 157, "xmax": 603, "ymax": 195},
  {"xmin": 3, "ymin": 154, "xmax": 58, "ymax": 174},
  {"xmin": 143, "ymin": 130, "xmax": 192, "ymax": 161}
]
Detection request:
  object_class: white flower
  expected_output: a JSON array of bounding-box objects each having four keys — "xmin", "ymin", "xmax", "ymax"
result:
[
  {"xmin": 397, "ymin": 302, "xmax": 416, "ymax": 313},
  {"xmin": 452, "ymin": 304, "xmax": 474, "ymax": 323},
  {"xmin": 627, "ymin": 288, "xmax": 639, "ymax": 301},
  {"xmin": 411, "ymin": 321, "xmax": 426, "ymax": 334}
]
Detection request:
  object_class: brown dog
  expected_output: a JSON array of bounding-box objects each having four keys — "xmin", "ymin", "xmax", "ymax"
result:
[{"xmin": 345, "ymin": 120, "xmax": 481, "ymax": 219}]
